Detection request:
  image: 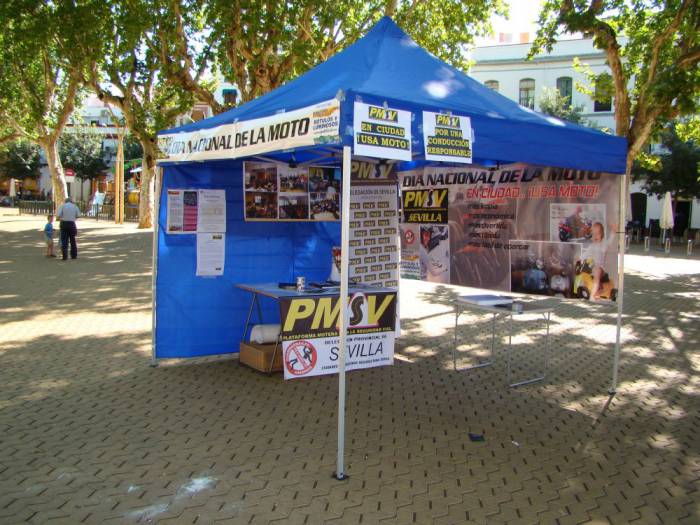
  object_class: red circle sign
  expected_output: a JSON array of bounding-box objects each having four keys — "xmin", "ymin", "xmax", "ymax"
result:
[
  {"xmin": 284, "ymin": 340, "xmax": 317, "ymax": 376},
  {"xmin": 404, "ymin": 229, "xmax": 415, "ymax": 245}
]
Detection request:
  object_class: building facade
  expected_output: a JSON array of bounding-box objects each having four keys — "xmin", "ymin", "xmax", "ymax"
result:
[{"xmin": 469, "ymin": 37, "xmax": 700, "ymax": 235}]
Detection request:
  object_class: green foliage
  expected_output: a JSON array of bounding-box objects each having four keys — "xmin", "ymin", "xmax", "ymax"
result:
[
  {"xmin": 634, "ymin": 151, "xmax": 662, "ymax": 173},
  {"xmin": 92, "ymin": 1, "xmax": 195, "ymax": 142},
  {"xmin": 531, "ymin": 0, "xmax": 700, "ymax": 166},
  {"xmin": 0, "ymin": 1, "xmax": 107, "ymax": 140},
  {"xmin": 676, "ymin": 116, "xmax": 700, "ymax": 144},
  {"xmin": 538, "ymin": 87, "xmax": 587, "ymax": 125},
  {"xmin": 0, "ymin": 140, "xmax": 41, "ymax": 181},
  {"xmin": 59, "ymin": 128, "xmax": 109, "ymax": 181},
  {"xmin": 123, "ymin": 135, "xmax": 143, "ymax": 162},
  {"xmin": 633, "ymin": 126, "xmax": 700, "ymax": 199},
  {"xmin": 176, "ymin": 0, "xmax": 508, "ymax": 103}
]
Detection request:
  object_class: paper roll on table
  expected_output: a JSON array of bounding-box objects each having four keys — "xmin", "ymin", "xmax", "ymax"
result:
[{"xmin": 250, "ymin": 324, "xmax": 281, "ymax": 344}]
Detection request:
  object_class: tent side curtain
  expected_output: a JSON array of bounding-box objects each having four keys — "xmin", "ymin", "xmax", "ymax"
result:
[{"xmin": 155, "ymin": 160, "xmax": 340, "ymax": 359}]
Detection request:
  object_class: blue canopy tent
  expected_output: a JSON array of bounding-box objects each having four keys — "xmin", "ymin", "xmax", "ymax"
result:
[{"xmin": 155, "ymin": 16, "xmax": 628, "ymax": 479}]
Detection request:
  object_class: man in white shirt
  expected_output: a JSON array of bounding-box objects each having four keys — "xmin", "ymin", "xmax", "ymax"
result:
[{"xmin": 56, "ymin": 197, "xmax": 81, "ymax": 260}]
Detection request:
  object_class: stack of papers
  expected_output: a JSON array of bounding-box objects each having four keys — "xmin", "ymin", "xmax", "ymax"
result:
[{"xmin": 458, "ymin": 295, "xmax": 513, "ymax": 306}]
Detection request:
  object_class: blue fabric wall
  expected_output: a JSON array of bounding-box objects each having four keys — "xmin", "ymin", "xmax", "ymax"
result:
[{"xmin": 155, "ymin": 160, "xmax": 341, "ymax": 359}]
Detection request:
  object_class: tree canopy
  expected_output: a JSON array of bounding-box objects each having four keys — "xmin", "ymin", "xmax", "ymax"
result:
[
  {"xmin": 531, "ymin": 0, "xmax": 700, "ymax": 174},
  {"xmin": 0, "ymin": 140, "xmax": 41, "ymax": 181},
  {"xmin": 155, "ymin": 0, "xmax": 507, "ymax": 108},
  {"xmin": 633, "ymin": 126, "xmax": 700, "ymax": 200},
  {"xmin": 538, "ymin": 87, "xmax": 588, "ymax": 125},
  {"xmin": 59, "ymin": 128, "xmax": 109, "ymax": 181},
  {"xmin": 0, "ymin": 0, "xmax": 107, "ymax": 205},
  {"xmin": 90, "ymin": 1, "xmax": 195, "ymax": 228}
]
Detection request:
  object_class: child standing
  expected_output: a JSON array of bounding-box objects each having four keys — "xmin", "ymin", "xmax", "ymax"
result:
[{"xmin": 44, "ymin": 214, "xmax": 56, "ymax": 257}]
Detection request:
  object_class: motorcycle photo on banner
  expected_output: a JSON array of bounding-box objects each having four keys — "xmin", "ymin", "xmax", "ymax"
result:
[{"xmin": 399, "ymin": 163, "xmax": 620, "ymax": 302}]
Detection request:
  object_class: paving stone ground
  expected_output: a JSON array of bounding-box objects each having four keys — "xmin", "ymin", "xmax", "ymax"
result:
[{"xmin": 1, "ymin": 208, "xmax": 698, "ymax": 525}]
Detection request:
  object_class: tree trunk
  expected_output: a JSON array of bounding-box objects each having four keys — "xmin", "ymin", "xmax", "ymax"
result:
[
  {"xmin": 40, "ymin": 138, "xmax": 68, "ymax": 210},
  {"xmin": 137, "ymin": 139, "xmax": 158, "ymax": 229}
]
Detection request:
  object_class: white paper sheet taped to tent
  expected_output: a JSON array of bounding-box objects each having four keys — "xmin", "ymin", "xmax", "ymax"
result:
[{"xmin": 158, "ymin": 99, "xmax": 341, "ymax": 163}]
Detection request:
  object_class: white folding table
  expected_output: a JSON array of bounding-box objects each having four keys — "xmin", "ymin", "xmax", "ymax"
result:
[{"xmin": 453, "ymin": 298, "xmax": 554, "ymax": 387}]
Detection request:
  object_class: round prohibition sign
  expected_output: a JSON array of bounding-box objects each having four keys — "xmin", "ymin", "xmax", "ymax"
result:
[
  {"xmin": 404, "ymin": 229, "xmax": 415, "ymax": 245},
  {"xmin": 284, "ymin": 340, "xmax": 317, "ymax": 376}
]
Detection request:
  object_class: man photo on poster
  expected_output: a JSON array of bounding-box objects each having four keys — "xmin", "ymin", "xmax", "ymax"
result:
[{"xmin": 419, "ymin": 225, "xmax": 449, "ymax": 283}]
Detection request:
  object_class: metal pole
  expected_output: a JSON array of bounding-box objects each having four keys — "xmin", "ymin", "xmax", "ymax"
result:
[
  {"xmin": 335, "ymin": 146, "xmax": 352, "ymax": 480},
  {"xmin": 150, "ymin": 166, "xmax": 162, "ymax": 367},
  {"xmin": 610, "ymin": 172, "xmax": 627, "ymax": 394},
  {"xmin": 116, "ymin": 133, "xmax": 125, "ymax": 224},
  {"xmin": 115, "ymin": 135, "xmax": 122, "ymax": 224}
]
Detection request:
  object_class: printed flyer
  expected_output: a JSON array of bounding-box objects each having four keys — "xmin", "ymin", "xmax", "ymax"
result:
[
  {"xmin": 422, "ymin": 111, "xmax": 473, "ymax": 163},
  {"xmin": 353, "ymin": 102, "xmax": 412, "ymax": 161},
  {"xmin": 197, "ymin": 189, "xmax": 227, "ymax": 232},
  {"xmin": 399, "ymin": 163, "xmax": 620, "ymax": 302},
  {"xmin": 166, "ymin": 189, "xmax": 227, "ymax": 234},
  {"xmin": 196, "ymin": 233, "xmax": 225, "ymax": 277},
  {"xmin": 277, "ymin": 291, "xmax": 397, "ymax": 380}
]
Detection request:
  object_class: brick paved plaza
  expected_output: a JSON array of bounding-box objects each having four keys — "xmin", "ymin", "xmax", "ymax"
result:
[{"xmin": 1, "ymin": 209, "xmax": 698, "ymax": 524}]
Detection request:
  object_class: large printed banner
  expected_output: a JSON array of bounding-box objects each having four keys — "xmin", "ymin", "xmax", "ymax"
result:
[
  {"xmin": 399, "ymin": 164, "xmax": 620, "ymax": 302},
  {"xmin": 278, "ymin": 291, "xmax": 397, "ymax": 380},
  {"xmin": 158, "ymin": 99, "xmax": 340, "ymax": 162}
]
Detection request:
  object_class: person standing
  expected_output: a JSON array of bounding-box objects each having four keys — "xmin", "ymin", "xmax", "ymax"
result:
[
  {"xmin": 56, "ymin": 197, "xmax": 80, "ymax": 260},
  {"xmin": 43, "ymin": 214, "xmax": 56, "ymax": 257}
]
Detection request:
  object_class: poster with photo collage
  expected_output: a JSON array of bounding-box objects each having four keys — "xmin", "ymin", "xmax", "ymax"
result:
[{"xmin": 243, "ymin": 162, "xmax": 340, "ymax": 221}]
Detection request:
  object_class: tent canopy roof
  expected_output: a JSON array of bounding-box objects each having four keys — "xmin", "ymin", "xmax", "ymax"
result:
[{"xmin": 161, "ymin": 17, "xmax": 627, "ymax": 173}]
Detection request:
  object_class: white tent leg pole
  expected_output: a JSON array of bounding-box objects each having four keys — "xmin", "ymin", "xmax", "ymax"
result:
[
  {"xmin": 610, "ymin": 172, "xmax": 627, "ymax": 394},
  {"xmin": 335, "ymin": 145, "xmax": 352, "ymax": 480},
  {"xmin": 150, "ymin": 166, "xmax": 162, "ymax": 368}
]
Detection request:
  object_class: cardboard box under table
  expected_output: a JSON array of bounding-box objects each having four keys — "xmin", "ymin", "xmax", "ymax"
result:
[{"xmin": 239, "ymin": 341, "xmax": 283, "ymax": 372}]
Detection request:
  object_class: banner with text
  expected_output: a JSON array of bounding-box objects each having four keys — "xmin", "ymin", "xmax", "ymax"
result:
[
  {"xmin": 399, "ymin": 164, "xmax": 620, "ymax": 302},
  {"xmin": 353, "ymin": 102, "xmax": 412, "ymax": 161},
  {"xmin": 422, "ymin": 111, "xmax": 473, "ymax": 163},
  {"xmin": 278, "ymin": 291, "xmax": 397, "ymax": 380},
  {"xmin": 158, "ymin": 99, "xmax": 340, "ymax": 162}
]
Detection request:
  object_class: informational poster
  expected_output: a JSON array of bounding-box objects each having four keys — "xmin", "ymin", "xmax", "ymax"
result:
[
  {"xmin": 278, "ymin": 291, "xmax": 397, "ymax": 380},
  {"xmin": 348, "ymin": 160, "xmax": 400, "ymax": 289},
  {"xmin": 399, "ymin": 164, "xmax": 621, "ymax": 302},
  {"xmin": 166, "ymin": 189, "xmax": 199, "ymax": 233},
  {"xmin": 353, "ymin": 102, "xmax": 412, "ymax": 161},
  {"xmin": 166, "ymin": 189, "xmax": 227, "ymax": 234},
  {"xmin": 243, "ymin": 162, "xmax": 340, "ymax": 221},
  {"xmin": 422, "ymin": 111, "xmax": 473, "ymax": 163},
  {"xmin": 197, "ymin": 189, "xmax": 227, "ymax": 233},
  {"xmin": 158, "ymin": 99, "xmax": 340, "ymax": 162},
  {"xmin": 196, "ymin": 233, "xmax": 225, "ymax": 276}
]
